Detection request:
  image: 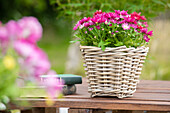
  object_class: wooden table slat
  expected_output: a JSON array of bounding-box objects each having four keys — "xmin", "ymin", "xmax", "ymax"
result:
[{"xmin": 13, "ymin": 78, "xmax": 170, "ymax": 111}]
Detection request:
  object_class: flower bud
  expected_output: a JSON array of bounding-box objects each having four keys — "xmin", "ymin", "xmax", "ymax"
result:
[{"xmin": 0, "ymin": 103, "xmax": 6, "ymax": 110}]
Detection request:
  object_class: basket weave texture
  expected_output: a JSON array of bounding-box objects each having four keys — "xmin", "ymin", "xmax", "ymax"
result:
[{"xmin": 80, "ymin": 45, "xmax": 149, "ymax": 98}]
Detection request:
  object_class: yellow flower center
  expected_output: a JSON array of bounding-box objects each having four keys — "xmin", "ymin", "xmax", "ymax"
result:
[{"xmin": 3, "ymin": 55, "xmax": 16, "ymax": 70}]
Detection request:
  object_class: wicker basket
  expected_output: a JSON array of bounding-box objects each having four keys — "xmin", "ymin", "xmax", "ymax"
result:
[{"xmin": 80, "ymin": 45, "xmax": 149, "ymax": 98}]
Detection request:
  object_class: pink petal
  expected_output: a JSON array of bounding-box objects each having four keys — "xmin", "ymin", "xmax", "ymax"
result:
[
  {"xmin": 147, "ymin": 31, "xmax": 153, "ymax": 36},
  {"xmin": 6, "ymin": 20, "xmax": 22, "ymax": 40},
  {"xmin": 18, "ymin": 17, "xmax": 43, "ymax": 43}
]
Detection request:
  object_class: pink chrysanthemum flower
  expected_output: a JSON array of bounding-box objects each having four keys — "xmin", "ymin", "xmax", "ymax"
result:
[
  {"xmin": 143, "ymin": 35, "xmax": 150, "ymax": 42},
  {"xmin": 122, "ymin": 23, "xmax": 130, "ymax": 30},
  {"xmin": 88, "ymin": 28, "xmax": 94, "ymax": 31},
  {"xmin": 147, "ymin": 31, "xmax": 153, "ymax": 36},
  {"xmin": 141, "ymin": 28, "xmax": 148, "ymax": 34},
  {"xmin": 96, "ymin": 25, "xmax": 100, "ymax": 30}
]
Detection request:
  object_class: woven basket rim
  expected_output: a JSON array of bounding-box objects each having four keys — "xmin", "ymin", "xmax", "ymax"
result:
[{"xmin": 80, "ymin": 45, "xmax": 149, "ymax": 51}]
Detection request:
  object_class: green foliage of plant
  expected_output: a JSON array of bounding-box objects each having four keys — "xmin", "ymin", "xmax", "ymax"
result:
[
  {"xmin": 0, "ymin": 49, "xmax": 20, "ymax": 110},
  {"xmin": 75, "ymin": 22, "xmax": 147, "ymax": 50},
  {"xmin": 0, "ymin": 0, "xmax": 57, "ymax": 26},
  {"xmin": 50, "ymin": 0, "xmax": 169, "ymax": 21}
]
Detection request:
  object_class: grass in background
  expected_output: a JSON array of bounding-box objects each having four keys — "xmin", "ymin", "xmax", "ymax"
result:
[
  {"xmin": 141, "ymin": 19, "xmax": 170, "ymax": 80},
  {"xmin": 38, "ymin": 25, "xmax": 70, "ymax": 74}
]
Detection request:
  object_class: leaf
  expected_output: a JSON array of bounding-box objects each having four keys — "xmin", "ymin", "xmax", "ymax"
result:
[
  {"xmin": 168, "ymin": 3, "xmax": 170, "ymax": 8},
  {"xmin": 94, "ymin": 27, "xmax": 101, "ymax": 37},
  {"xmin": 65, "ymin": 11, "xmax": 74, "ymax": 15},
  {"xmin": 90, "ymin": 29, "xmax": 98, "ymax": 37},
  {"xmin": 74, "ymin": 33, "xmax": 81, "ymax": 38},
  {"xmin": 67, "ymin": 3, "xmax": 84, "ymax": 7},
  {"xmin": 98, "ymin": 40, "xmax": 103, "ymax": 47},
  {"xmin": 152, "ymin": 0, "xmax": 165, "ymax": 6},
  {"xmin": 101, "ymin": 45, "xmax": 106, "ymax": 51},
  {"xmin": 104, "ymin": 41, "xmax": 111, "ymax": 46},
  {"xmin": 114, "ymin": 42, "xmax": 123, "ymax": 46},
  {"xmin": 98, "ymin": 40, "xmax": 106, "ymax": 51},
  {"xmin": 100, "ymin": 3, "xmax": 105, "ymax": 9},
  {"xmin": 87, "ymin": 34, "xmax": 93, "ymax": 39},
  {"xmin": 93, "ymin": 42, "xmax": 98, "ymax": 46},
  {"xmin": 70, "ymin": 40, "xmax": 80, "ymax": 43}
]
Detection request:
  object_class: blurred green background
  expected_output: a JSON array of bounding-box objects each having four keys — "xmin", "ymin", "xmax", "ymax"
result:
[{"xmin": 0, "ymin": 0, "xmax": 170, "ymax": 80}]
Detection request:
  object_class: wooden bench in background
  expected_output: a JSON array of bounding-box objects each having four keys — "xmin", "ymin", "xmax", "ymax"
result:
[{"xmin": 2, "ymin": 78, "xmax": 170, "ymax": 113}]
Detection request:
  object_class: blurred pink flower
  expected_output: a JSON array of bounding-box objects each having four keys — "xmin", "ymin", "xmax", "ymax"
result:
[
  {"xmin": 47, "ymin": 70, "xmax": 57, "ymax": 75},
  {"xmin": 42, "ymin": 76, "xmax": 63, "ymax": 98},
  {"xmin": 6, "ymin": 20, "xmax": 22, "ymax": 41},
  {"xmin": 14, "ymin": 40, "xmax": 51, "ymax": 78},
  {"xmin": 14, "ymin": 40, "xmax": 35, "ymax": 57},
  {"xmin": 18, "ymin": 17, "xmax": 43, "ymax": 43},
  {"xmin": 0, "ymin": 17, "xmax": 63, "ymax": 100},
  {"xmin": 24, "ymin": 46, "xmax": 51, "ymax": 78},
  {"xmin": 0, "ymin": 26, "xmax": 9, "ymax": 51},
  {"xmin": 0, "ymin": 26, "xmax": 8, "ymax": 41}
]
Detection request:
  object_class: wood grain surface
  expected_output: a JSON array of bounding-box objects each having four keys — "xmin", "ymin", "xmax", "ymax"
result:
[{"xmin": 16, "ymin": 78, "xmax": 170, "ymax": 111}]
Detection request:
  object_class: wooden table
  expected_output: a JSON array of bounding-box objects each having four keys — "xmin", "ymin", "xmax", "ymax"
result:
[{"xmin": 9, "ymin": 78, "xmax": 170, "ymax": 113}]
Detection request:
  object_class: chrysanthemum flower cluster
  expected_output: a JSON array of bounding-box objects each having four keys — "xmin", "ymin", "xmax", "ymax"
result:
[
  {"xmin": 73, "ymin": 10, "xmax": 153, "ymax": 50},
  {"xmin": 0, "ymin": 17, "xmax": 63, "ymax": 105},
  {"xmin": 0, "ymin": 17, "xmax": 53, "ymax": 78}
]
